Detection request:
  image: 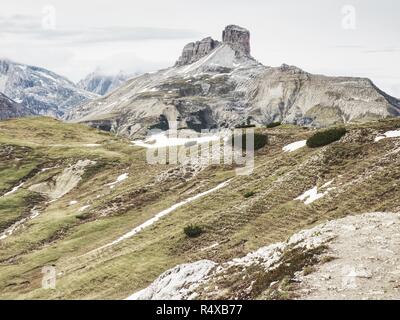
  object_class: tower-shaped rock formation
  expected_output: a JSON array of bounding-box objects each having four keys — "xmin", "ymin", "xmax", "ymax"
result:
[{"xmin": 222, "ymin": 25, "xmax": 250, "ymax": 56}]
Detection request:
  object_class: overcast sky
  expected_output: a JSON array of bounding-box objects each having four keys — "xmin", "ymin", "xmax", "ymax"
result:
[{"xmin": 0, "ymin": 0, "xmax": 399, "ymax": 97}]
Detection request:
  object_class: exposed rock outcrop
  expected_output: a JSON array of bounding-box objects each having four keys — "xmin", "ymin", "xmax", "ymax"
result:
[
  {"xmin": 127, "ymin": 261, "xmax": 217, "ymax": 300},
  {"xmin": 29, "ymin": 160, "xmax": 95, "ymax": 200},
  {"xmin": 0, "ymin": 92, "xmax": 33, "ymax": 120},
  {"xmin": 128, "ymin": 212, "xmax": 400, "ymax": 300},
  {"xmin": 175, "ymin": 37, "xmax": 220, "ymax": 67},
  {"xmin": 222, "ymin": 24, "xmax": 251, "ymax": 56}
]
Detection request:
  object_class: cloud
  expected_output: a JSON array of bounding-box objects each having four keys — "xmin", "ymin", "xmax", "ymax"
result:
[
  {"xmin": 363, "ymin": 48, "xmax": 400, "ymax": 54},
  {"xmin": 0, "ymin": 14, "xmax": 40, "ymax": 35},
  {"xmin": 330, "ymin": 45, "xmax": 365, "ymax": 49},
  {"xmin": 0, "ymin": 14, "xmax": 199, "ymax": 45}
]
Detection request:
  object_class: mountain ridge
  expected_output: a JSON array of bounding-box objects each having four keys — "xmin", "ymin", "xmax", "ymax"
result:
[
  {"xmin": 66, "ymin": 25, "xmax": 400, "ymax": 137},
  {"xmin": 0, "ymin": 59, "xmax": 98, "ymax": 118}
]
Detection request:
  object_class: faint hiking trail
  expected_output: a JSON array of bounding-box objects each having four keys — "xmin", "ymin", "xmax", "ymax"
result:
[{"xmin": 87, "ymin": 179, "xmax": 232, "ymax": 255}]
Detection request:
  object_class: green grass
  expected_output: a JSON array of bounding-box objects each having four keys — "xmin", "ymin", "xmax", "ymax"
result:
[
  {"xmin": 1, "ymin": 117, "xmax": 400, "ymax": 299},
  {"xmin": 0, "ymin": 190, "xmax": 42, "ymax": 230}
]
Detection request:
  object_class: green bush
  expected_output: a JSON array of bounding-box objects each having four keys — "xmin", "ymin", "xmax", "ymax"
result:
[
  {"xmin": 306, "ymin": 127, "xmax": 347, "ymax": 148},
  {"xmin": 244, "ymin": 191, "xmax": 256, "ymax": 198},
  {"xmin": 184, "ymin": 224, "xmax": 203, "ymax": 238},
  {"xmin": 235, "ymin": 124, "xmax": 256, "ymax": 129},
  {"xmin": 232, "ymin": 132, "xmax": 268, "ymax": 151},
  {"xmin": 266, "ymin": 122, "xmax": 282, "ymax": 128}
]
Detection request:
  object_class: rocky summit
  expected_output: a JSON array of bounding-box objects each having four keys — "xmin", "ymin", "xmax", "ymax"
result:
[
  {"xmin": 175, "ymin": 37, "xmax": 221, "ymax": 67},
  {"xmin": 222, "ymin": 25, "xmax": 251, "ymax": 56},
  {"xmin": 66, "ymin": 25, "xmax": 400, "ymax": 138},
  {"xmin": 175, "ymin": 25, "xmax": 250, "ymax": 67}
]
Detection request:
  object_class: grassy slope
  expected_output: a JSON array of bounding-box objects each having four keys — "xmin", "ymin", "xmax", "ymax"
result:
[{"xmin": 0, "ymin": 117, "xmax": 399, "ymax": 299}]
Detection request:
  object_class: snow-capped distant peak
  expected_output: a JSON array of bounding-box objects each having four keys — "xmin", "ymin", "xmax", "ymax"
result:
[
  {"xmin": 78, "ymin": 71, "xmax": 137, "ymax": 96},
  {"xmin": 0, "ymin": 59, "xmax": 97, "ymax": 118}
]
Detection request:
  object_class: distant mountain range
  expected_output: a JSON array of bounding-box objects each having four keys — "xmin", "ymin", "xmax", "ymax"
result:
[
  {"xmin": 66, "ymin": 25, "xmax": 400, "ymax": 138},
  {"xmin": 0, "ymin": 59, "xmax": 98, "ymax": 118},
  {"xmin": 77, "ymin": 71, "xmax": 137, "ymax": 96},
  {"xmin": 1, "ymin": 25, "xmax": 400, "ymax": 132}
]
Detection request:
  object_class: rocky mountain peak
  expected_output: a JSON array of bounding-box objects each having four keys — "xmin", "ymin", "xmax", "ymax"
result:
[
  {"xmin": 175, "ymin": 25, "xmax": 251, "ymax": 67},
  {"xmin": 175, "ymin": 37, "xmax": 220, "ymax": 67},
  {"xmin": 222, "ymin": 25, "xmax": 250, "ymax": 56}
]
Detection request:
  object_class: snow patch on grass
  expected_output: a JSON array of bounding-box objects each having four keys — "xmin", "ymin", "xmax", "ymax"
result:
[
  {"xmin": 106, "ymin": 173, "xmax": 129, "ymax": 189},
  {"xmin": 78, "ymin": 205, "xmax": 90, "ymax": 212},
  {"xmin": 132, "ymin": 131, "xmax": 226, "ymax": 149},
  {"xmin": 2, "ymin": 182, "xmax": 24, "ymax": 198},
  {"xmin": 282, "ymin": 140, "xmax": 307, "ymax": 153},
  {"xmin": 0, "ymin": 207, "xmax": 40, "ymax": 241},
  {"xmin": 295, "ymin": 180, "xmax": 335, "ymax": 205},
  {"xmin": 82, "ymin": 144, "xmax": 101, "ymax": 147},
  {"xmin": 375, "ymin": 130, "xmax": 400, "ymax": 142}
]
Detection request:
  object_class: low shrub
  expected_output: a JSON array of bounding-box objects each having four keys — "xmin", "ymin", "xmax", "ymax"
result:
[
  {"xmin": 306, "ymin": 127, "xmax": 346, "ymax": 148},
  {"xmin": 266, "ymin": 122, "xmax": 282, "ymax": 128},
  {"xmin": 235, "ymin": 124, "xmax": 256, "ymax": 129},
  {"xmin": 232, "ymin": 132, "xmax": 268, "ymax": 151},
  {"xmin": 244, "ymin": 191, "xmax": 256, "ymax": 198},
  {"xmin": 184, "ymin": 224, "xmax": 203, "ymax": 238}
]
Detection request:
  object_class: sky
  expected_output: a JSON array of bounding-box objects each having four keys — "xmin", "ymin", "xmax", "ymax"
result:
[{"xmin": 0, "ymin": 0, "xmax": 399, "ymax": 97}]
